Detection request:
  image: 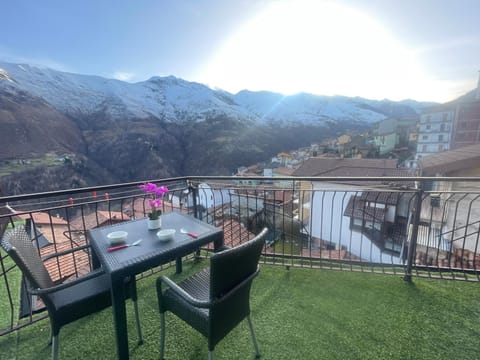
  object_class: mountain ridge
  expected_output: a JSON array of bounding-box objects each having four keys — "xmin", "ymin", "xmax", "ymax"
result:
[
  {"xmin": 0, "ymin": 60, "xmax": 434, "ymax": 195},
  {"xmin": 0, "ymin": 61, "xmax": 433, "ymax": 124}
]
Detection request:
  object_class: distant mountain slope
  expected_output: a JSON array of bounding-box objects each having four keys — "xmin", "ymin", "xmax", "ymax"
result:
[
  {"xmin": 234, "ymin": 90, "xmax": 387, "ymax": 123},
  {"xmin": 0, "ymin": 61, "xmax": 433, "ymax": 125},
  {"xmin": 0, "ymin": 62, "xmax": 253, "ymax": 121},
  {"xmin": 0, "ymin": 79, "xmax": 84, "ymax": 158},
  {"xmin": 0, "ymin": 60, "xmax": 437, "ymax": 194}
]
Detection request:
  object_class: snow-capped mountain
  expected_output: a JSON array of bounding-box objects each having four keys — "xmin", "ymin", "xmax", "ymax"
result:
[
  {"xmin": 233, "ymin": 90, "xmax": 389, "ymax": 123},
  {"xmin": 0, "ymin": 62, "xmax": 253, "ymax": 121},
  {"xmin": 0, "ymin": 61, "xmax": 429, "ymax": 124},
  {"xmin": 0, "ymin": 60, "xmax": 438, "ymax": 194}
]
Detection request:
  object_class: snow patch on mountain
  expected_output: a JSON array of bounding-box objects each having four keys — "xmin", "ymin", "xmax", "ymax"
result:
[
  {"xmin": 234, "ymin": 90, "xmax": 386, "ymax": 123},
  {"xmin": 0, "ymin": 67, "xmax": 14, "ymax": 82}
]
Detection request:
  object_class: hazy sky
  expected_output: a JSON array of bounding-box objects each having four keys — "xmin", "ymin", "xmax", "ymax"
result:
[{"xmin": 1, "ymin": 0, "xmax": 479, "ymax": 102}]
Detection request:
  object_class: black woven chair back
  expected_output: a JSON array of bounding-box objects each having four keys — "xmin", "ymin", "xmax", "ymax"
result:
[
  {"xmin": 0, "ymin": 202, "xmax": 14, "ymax": 239},
  {"xmin": 1, "ymin": 226, "xmax": 54, "ymax": 290},
  {"xmin": 210, "ymin": 227, "xmax": 267, "ymax": 299}
]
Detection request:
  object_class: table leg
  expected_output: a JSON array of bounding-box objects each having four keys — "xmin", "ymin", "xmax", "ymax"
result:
[
  {"xmin": 111, "ymin": 277, "xmax": 130, "ymax": 360},
  {"xmin": 176, "ymin": 257, "xmax": 182, "ymax": 274}
]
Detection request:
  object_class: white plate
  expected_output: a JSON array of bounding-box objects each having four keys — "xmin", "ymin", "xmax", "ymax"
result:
[
  {"xmin": 107, "ymin": 231, "xmax": 128, "ymax": 245},
  {"xmin": 156, "ymin": 229, "xmax": 176, "ymax": 242}
]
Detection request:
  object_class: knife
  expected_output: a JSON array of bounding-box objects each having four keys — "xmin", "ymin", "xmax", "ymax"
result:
[{"xmin": 108, "ymin": 239, "xmax": 142, "ymax": 252}]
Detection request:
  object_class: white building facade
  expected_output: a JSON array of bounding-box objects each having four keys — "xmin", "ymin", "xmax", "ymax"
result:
[{"xmin": 416, "ymin": 106, "xmax": 455, "ymax": 159}]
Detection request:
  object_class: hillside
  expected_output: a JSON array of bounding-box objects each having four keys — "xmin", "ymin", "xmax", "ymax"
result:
[{"xmin": 0, "ymin": 61, "xmax": 432, "ymax": 195}]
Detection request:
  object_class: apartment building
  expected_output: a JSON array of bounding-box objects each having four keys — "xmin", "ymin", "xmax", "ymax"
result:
[
  {"xmin": 451, "ymin": 100, "xmax": 480, "ymax": 149},
  {"xmin": 415, "ymin": 104, "xmax": 455, "ymax": 159},
  {"xmin": 416, "ymin": 73, "xmax": 480, "ymax": 159}
]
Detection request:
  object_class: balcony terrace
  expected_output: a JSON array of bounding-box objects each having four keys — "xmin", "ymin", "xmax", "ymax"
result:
[
  {"xmin": 2, "ymin": 260, "xmax": 480, "ymax": 359},
  {"xmin": 1, "ymin": 176, "xmax": 480, "ymax": 359}
]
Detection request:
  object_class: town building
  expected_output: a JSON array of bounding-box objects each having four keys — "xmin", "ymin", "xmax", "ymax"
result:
[
  {"xmin": 416, "ymin": 73, "xmax": 480, "ymax": 160},
  {"xmin": 292, "ymin": 158, "xmax": 415, "ymax": 262},
  {"xmin": 416, "ymin": 143, "xmax": 480, "ymax": 265},
  {"xmin": 415, "ymin": 104, "xmax": 455, "ymax": 159},
  {"xmin": 451, "ymin": 99, "xmax": 480, "ymax": 149}
]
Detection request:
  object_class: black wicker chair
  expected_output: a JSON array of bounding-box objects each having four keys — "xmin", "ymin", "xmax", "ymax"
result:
[
  {"xmin": 1, "ymin": 226, "xmax": 143, "ymax": 360},
  {"xmin": 157, "ymin": 227, "xmax": 268, "ymax": 360}
]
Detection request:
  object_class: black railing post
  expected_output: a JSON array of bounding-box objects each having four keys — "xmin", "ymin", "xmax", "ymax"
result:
[{"xmin": 404, "ymin": 185, "xmax": 423, "ymax": 282}]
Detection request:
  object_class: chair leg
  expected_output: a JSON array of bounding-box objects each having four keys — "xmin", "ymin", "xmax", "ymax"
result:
[
  {"xmin": 159, "ymin": 312, "xmax": 166, "ymax": 360},
  {"xmin": 247, "ymin": 315, "xmax": 261, "ymax": 358},
  {"xmin": 51, "ymin": 334, "xmax": 59, "ymax": 360},
  {"xmin": 208, "ymin": 350, "xmax": 214, "ymax": 360},
  {"xmin": 133, "ymin": 299, "xmax": 144, "ymax": 344}
]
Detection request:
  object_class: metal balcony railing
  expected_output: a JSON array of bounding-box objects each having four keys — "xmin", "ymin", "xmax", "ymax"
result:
[{"xmin": 1, "ymin": 175, "xmax": 480, "ymax": 335}]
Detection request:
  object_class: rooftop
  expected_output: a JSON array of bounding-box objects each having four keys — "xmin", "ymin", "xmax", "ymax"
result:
[
  {"xmin": 292, "ymin": 158, "xmax": 413, "ymax": 181},
  {"xmin": 419, "ymin": 143, "xmax": 480, "ymax": 176}
]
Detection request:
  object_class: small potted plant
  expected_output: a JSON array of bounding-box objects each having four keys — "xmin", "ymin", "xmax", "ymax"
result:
[{"xmin": 139, "ymin": 182, "xmax": 169, "ymax": 230}]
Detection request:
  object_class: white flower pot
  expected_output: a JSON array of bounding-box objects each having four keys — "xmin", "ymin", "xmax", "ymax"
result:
[{"xmin": 148, "ymin": 217, "xmax": 162, "ymax": 230}]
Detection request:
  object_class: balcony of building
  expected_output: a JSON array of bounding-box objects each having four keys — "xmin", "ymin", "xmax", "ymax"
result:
[{"xmin": 1, "ymin": 176, "xmax": 479, "ymax": 359}]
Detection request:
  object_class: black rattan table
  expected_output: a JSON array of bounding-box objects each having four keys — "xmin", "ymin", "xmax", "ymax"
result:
[{"xmin": 88, "ymin": 211, "xmax": 224, "ymax": 360}]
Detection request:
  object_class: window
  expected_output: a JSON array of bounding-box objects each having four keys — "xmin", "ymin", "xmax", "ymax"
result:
[
  {"xmin": 422, "ymin": 135, "xmax": 428, "ymax": 140},
  {"xmin": 353, "ymin": 218, "xmax": 363, "ymax": 226},
  {"xmin": 422, "ymin": 145, "xmax": 427, "ymax": 152},
  {"xmin": 438, "ymin": 134, "xmax": 443, "ymax": 141},
  {"xmin": 438, "ymin": 144, "xmax": 444, "ymax": 151},
  {"xmin": 426, "ymin": 125, "xmax": 431, "ymax": 130},
  {"xmin": 440, "ymin": 123, "xmax": 445, "ymax": 131}
]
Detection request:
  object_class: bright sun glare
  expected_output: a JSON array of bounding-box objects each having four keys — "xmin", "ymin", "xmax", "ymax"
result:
[{"xmin": 198, "ymin": 0, "xmax": 448, "ymax": 101}]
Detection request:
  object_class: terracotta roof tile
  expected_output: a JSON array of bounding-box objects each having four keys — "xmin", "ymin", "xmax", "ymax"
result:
[
  {"xmin": 359, "ymin": 191, "xmax": 400, "ymax": 205},
  {"xmin": 69, "ymin": 211, "xmax": 129, "ymax": 231},
  {"xmin": 292, "ymin": 158, "xmax": 400, "ymax": 177},
  {"xmin": 17, "ymin": 212, "xmax": 68, "ymax": 225},
  {"xmin": 40, "ymin": 238, "xmax": 91, "ymax": 282},
  {"xmin": 274, "ymin": 167, "xmax": 295, "ymax": 176},
  {"xmin": 122, "ymin": 198, "xmax": 186, "ymax": 219},
  {"xmin": 220, "ymin": 219, "xmax": 256, "ymax": 248}
]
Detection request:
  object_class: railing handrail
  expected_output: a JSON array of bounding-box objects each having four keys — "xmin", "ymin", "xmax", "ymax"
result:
[{"xmin": 2, "ymin": 175, "xmax": 480, "ymax": 204}]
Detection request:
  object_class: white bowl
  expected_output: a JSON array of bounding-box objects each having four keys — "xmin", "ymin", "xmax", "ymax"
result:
[
  {"xmin": 156, "ymin": 229, "xmax": 176, "ymax": 242},
  {"xmin": 107, "ymin": 231, "xmax": 128, "ymax": 245}
]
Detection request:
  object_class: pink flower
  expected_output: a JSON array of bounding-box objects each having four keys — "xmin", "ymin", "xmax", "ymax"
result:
[
  {"xmin": 139, "ymin": 182, "xmax": 158, "ymax": 193},
  {"xmin": 155, "ymin": 186, "xmax": 169, "ymax": 196},
  {"xmin": 139, "ymin": 183, "xmax": 169, "ymax": 220},
  {"xmin": 148, "ymin": 198, "xmax": 162, "ymax": 209}
]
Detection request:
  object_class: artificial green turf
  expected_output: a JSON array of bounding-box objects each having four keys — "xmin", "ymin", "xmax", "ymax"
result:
[
  {"xmin": 0, "ymin": 255, "xmax": 22, "ymax": 330},
  {"xmin": 1, "ymin": 261, "xmax": 479, "ymax": 359}
]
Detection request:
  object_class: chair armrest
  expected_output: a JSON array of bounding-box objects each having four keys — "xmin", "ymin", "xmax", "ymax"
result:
[
  {"xmin": 29, "ymin": 268, "xmax": 106, "ymax": 296},
  {"xmin": 214, "ymin": 245, "xmax": 231, "ymax": 253},
  {"xmin": 157, "ymin": 275, "xmax": 212, "ymax": 309},
  {"xmin": 42, "ymin": 244, "xmax": 93, "ymax": 261}
]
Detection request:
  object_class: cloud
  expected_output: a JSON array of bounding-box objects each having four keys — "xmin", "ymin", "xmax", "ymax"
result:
[
  {"xmin": 112, "ymin": 71, "xmax": 136, "ymax": 82},
  {"xmin": 0, "ymin": 46, "xmax": 72, "ymax": 72}
]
